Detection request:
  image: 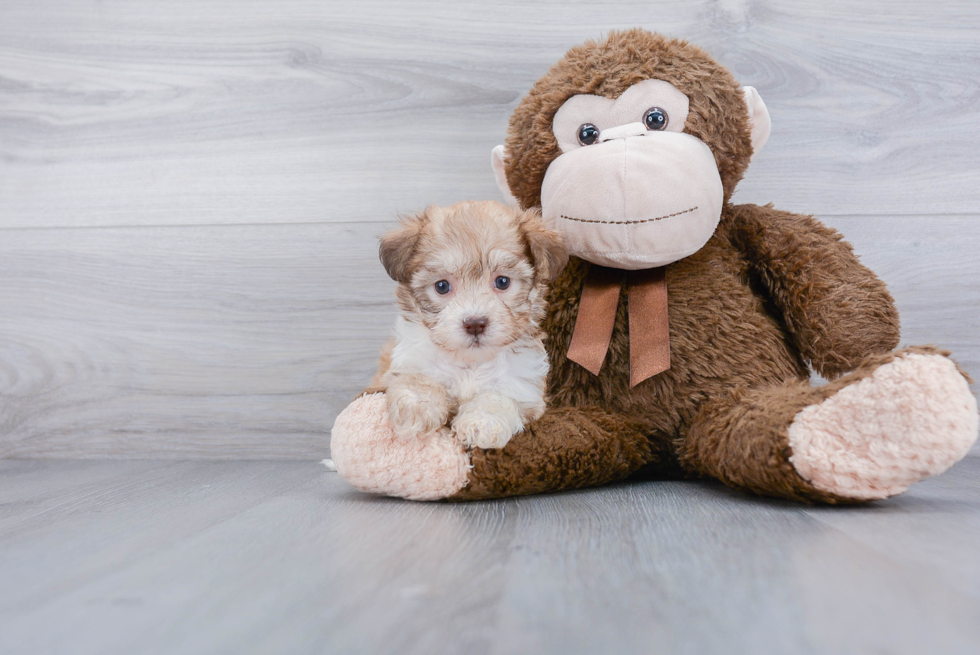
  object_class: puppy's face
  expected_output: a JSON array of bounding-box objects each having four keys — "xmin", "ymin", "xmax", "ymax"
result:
[{"xmin": 380, "ymin": 201, "xmax": 567, "ymax": 354}]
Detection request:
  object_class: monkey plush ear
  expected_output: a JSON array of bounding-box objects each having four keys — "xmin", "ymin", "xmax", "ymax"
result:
[
  {"xmin": 742, "ymin": 86, "xmax": 772, "ymax": 156},
  {"xmin": 491, "ymin": 145, "xmax": 519, "ymax": 207},
  {"xmin": 379, "ymin": 213, "xmax": 425, "ymax": 283}
]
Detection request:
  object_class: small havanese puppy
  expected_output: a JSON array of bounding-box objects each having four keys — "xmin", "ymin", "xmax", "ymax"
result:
[{"xmin": 373, "ymin": 200, "xmax": 567, "ymax": 449}]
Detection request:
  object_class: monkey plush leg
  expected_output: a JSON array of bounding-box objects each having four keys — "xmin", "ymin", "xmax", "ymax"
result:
[
  {"xmin": 680, "ymin": 347, "xmax": 979, "ymax": 503},
  {"xmin": 331, "ymin": 393, "xmax": 655, "ymax": 501},
  {"xmin": 448, "ymin": 406, "xmax": 655, "ymax": 500}
]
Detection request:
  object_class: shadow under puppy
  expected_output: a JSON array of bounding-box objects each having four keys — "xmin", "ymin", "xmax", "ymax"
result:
[{"xmin": 375, "ymin": 200, "xmax": 567, "ymax": 449}]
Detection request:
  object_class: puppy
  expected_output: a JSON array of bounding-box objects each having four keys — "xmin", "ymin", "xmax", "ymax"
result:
[{"xmin": 374, "ymin": 200, "xmax": 567, "ymax": 449}]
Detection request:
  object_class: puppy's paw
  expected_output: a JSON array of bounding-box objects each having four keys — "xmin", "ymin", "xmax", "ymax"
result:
[
  {"xmin": 386, "ymin": 380, "xmax": 450, "ymax": 439},
  {"xmin": 452, "ymin": 394, "xmax": 524, "ymax": 450}
]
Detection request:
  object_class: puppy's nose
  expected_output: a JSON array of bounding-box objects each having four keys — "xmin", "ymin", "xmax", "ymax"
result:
[{"xmin": 462, "ymin": 316, "xmax": 489, "ymax": 336}]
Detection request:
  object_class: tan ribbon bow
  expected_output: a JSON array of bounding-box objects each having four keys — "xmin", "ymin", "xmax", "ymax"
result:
[{"xmin": 566, "ymin": 265, "xmax": 670, "ymax": 387}]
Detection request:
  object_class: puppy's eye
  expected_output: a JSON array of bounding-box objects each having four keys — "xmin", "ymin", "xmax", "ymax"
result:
[
  {"xmin": 494, "ymin": 276, "xmax": 511, "ymax": 290},
  {"xmin": 643, "ymin": 107, "xmax": 668, "ymax": 131},
  {"xmin": 434, "ymin": 280, "xmax": 451, "ymax": 295},
  {"xmin": 577, "ymin": 123, "xmax": 600, "ymax": 146}
]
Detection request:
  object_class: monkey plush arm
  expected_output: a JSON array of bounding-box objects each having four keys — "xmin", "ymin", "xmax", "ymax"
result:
[{"xmin": 726, "ymin": 203, "xmax": 900, "ymax": 379}]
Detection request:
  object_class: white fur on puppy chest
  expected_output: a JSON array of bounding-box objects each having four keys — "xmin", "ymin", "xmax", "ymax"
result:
[{"xmin": 386, "ymin": 316, "xmax": 548, "ymax": 448}]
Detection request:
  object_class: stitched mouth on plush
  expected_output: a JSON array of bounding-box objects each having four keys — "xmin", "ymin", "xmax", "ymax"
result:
[
  {"xmin": 540, "ymin": 134, "xmax": 724, "ymax": 270},
  {"xmin": 558, "ymin": 206, "xmax": 699, "ymax": 226}
]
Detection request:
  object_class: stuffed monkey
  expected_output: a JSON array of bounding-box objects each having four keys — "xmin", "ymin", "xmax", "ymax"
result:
[{"xmin": 331, "ymin": 29, "xmax": 978, "ymax": 502}]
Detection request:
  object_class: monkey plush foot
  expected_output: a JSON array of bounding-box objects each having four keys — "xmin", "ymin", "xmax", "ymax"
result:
[
  {"xmin": 329, "ymin": 393, "xmax": 471, "ymax": 501},
  {"xmin": 788, "ymin": 350, "xmax": 979, "ymax": 500}
]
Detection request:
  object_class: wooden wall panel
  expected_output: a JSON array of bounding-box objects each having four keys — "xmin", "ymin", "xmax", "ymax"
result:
[
  {"xmin": 0, "ymin": 0, "xmax": 978, "ymax": 228},
  {"xmin": 0, "ymin": 0, "xmax": 977, "ymax": 456},
  {"xmin": 0, "ymin": 216, "xmax": 975, "ymax": 458},
  {"xmin": 0, "ymin": 223, "xmax": 394, "ymax": 457}
]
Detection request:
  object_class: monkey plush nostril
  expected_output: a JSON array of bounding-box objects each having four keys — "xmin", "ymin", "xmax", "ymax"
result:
[
  {"xmin": 462, "ymin": 317, "xmax": 489, "ymax": 336},
  {"xmin": 597, "ymin": 122, "xmax": 648, "ymax": 143}
]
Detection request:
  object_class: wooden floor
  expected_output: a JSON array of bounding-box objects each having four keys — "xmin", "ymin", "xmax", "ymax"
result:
[{"xmin": 1, "ymin": 457, "xmax": 979, "ymax": 655}]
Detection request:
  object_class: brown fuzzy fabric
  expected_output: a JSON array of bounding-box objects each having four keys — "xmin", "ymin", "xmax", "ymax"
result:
[
  {"xmin": 679, "ymin": 379, "xmax": 835, "ymax": 503},
  {"xmin": 442, "ymin": 30, "xmax": 916, "ymax": 503},
  {"xmin": 678, "ymin": 345, "xmax": 962, "ymax": 503},
  {"xmin": 726, "ymin": 203, "xmax": 900, "ymax": 378},
  {"xmin": 450, "ymin": 406, "xmax": 654, "ymax": 500}
]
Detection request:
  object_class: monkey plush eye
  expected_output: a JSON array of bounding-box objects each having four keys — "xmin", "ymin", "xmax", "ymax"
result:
[
  {"xmin": 643, "ymin": 107, "xmax": 668, "ymax": 131},
  {"xmin": 434, "ymin": 280, "xmax": 451, "ymax": 295},
  {"xmin": 577, "ymin": 123, "xmax": 600, "ymax": 146},
  {"xmin": 494, "ymin": 276, "xmax": 511, "ymax": 290}
]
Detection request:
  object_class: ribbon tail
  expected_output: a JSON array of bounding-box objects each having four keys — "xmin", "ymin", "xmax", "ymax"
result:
[
  {"xmin": 627, "ymin": 267, "xmax": 670, "ymax": 387},
  {"xmin": 567, "ymin": 265, "xmax": 623, "ymax": 376}
]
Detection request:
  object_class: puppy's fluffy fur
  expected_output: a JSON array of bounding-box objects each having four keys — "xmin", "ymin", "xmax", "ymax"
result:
[{"xmin": 374, "ymin": 201, "xmax": 567, "ymax": 449}]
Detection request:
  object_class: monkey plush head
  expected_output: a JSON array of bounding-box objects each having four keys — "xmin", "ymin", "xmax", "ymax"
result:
[{"xmin": 492, "ymin": 29, "xmax": 771, "ymax": 270}]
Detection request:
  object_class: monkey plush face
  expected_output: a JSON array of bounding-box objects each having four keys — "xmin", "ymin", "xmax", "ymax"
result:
[
  {"xmin": 493, "ymin": 30, "xmax": 772, "ymax": 270},
  {"xmin": 541, "ymin": 79, "xmax": 724, "ymax": 269}
]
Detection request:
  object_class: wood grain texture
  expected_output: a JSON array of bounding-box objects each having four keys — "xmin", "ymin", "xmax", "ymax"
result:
[
  {"xmin": 0, "ymin": 0, "xmax": 978, "ymax": 457},
  {"xmin": 1, "ymin": 458, "xmax": 979, "ymax": 655},
  {"xmin": 1, "ymin": 215, "xmax": 977, "ymax": 458},
  {"xmin": 0, "ymin": 0, "xmax": 978, "ymax": 228},
  {"xmin": 821, "ymin": 216, "xmax": 980, "ymax": 376},
  {"xmin": 0, "ymin": 222, "xmax": 396, "ymax": 458}
]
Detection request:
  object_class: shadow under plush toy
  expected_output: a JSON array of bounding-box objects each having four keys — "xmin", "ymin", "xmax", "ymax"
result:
[{"xmin": 330, "ymin": 29, "xmax": 979, "ymax": 502}]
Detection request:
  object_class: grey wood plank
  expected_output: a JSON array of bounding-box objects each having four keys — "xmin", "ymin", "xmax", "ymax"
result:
[
  {"xmin": 0, "ymin": 459, "xmax": 978, "ymax": 655},
  {"xmin": 802, "ymin": 457, "xmax": 980, "ymax": 600},
  {"xmin": 0, "ymin": 222, "xmax": 396, "ymax": 458},
  {"xmin": 1, "ymin": 215, "xmax": 976, "ymax": 458},
  {"xmin": 0, "ymin": 0, "xmax": 978, "ymax": 229},
  {"xmin": 822, "ymin": 216, "xmax": 980, "ymax": 378},
  {"xmin": 0, "ymin": 459, "xmax": 173, "ymax": 522},
  {"xmin": 488, "ymin": 464, "xmax": 980, "ymax": 655},
  {"xmin": 0, "ymin": 461, "xmax": 320, "ymax": 615}
]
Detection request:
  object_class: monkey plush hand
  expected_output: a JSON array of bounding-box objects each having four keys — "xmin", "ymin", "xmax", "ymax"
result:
[{"xmin": 331, "ymin": 30, "xmax": 978, "ymax": 502}]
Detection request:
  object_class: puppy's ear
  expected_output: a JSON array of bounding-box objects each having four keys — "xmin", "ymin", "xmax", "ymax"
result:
[
  {"xmin": 520, "ymin": 210, "xmax": 568, "ymax": 282},
  {"xmin": 379, "ymin": 211, "xmax": 426, "ymax": 283}
]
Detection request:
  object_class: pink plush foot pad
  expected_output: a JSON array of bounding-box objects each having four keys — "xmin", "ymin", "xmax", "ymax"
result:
[
  {"xmin": 329, "ymin": 393, "xmax": 471, "ymax": 501},
  {"xmin": 788, "ymin": 353, "xmax": 979, "ymax": 500}
]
